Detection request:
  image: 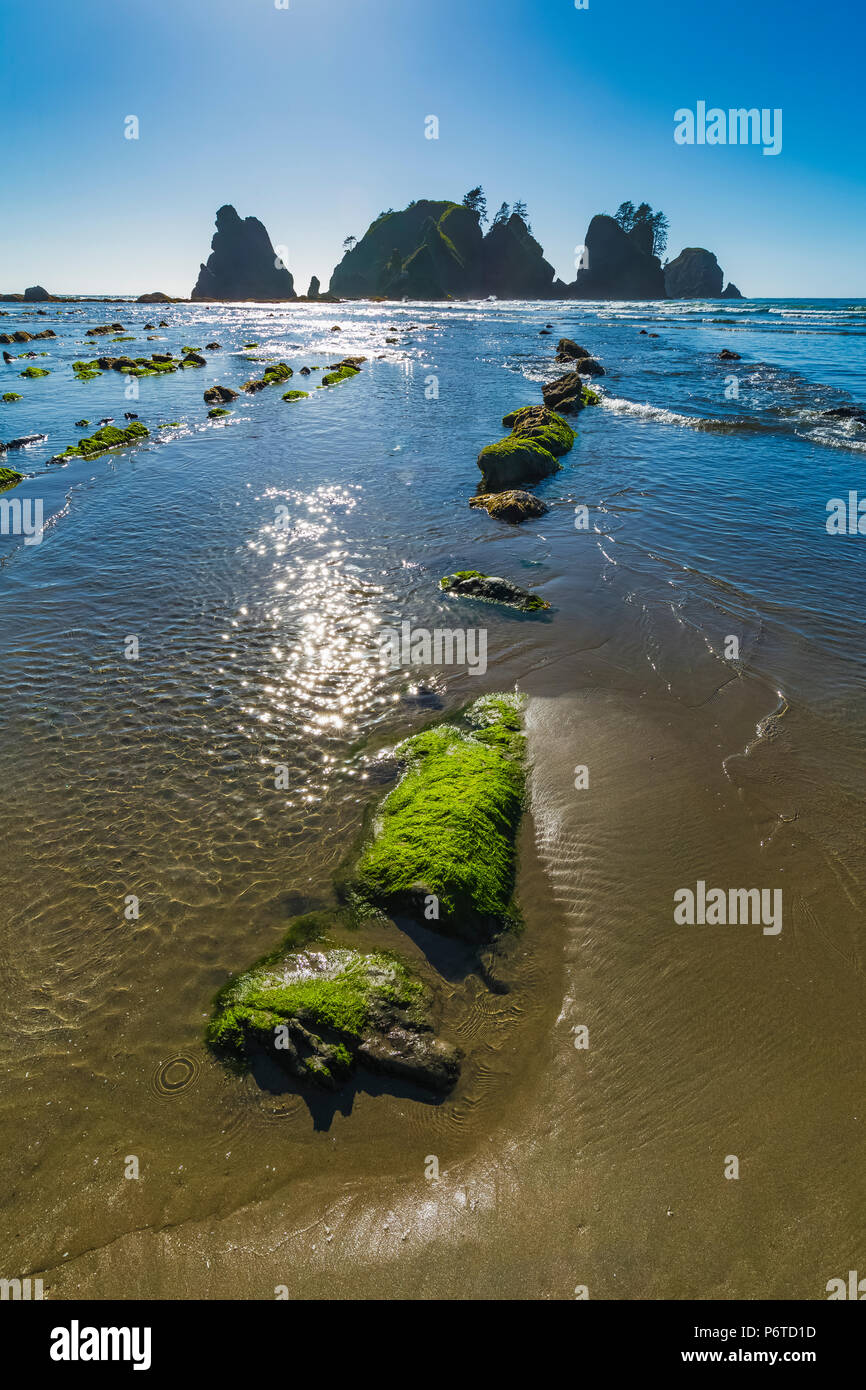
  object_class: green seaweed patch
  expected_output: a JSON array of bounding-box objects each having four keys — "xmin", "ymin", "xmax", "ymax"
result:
[
  {"xmin": 501, "ymin": 406, "xmax": 575, "ymax": 456},
  {"xmin": 243, "ymin": 361, "xmax": 292, "ymax": 391},
  {"xmin": 19, "ymin": 366, "xmax": 50, "ymax": 378},
  {"xmin": 2, "ymin": 392, "xmax": 22, "ymax": 402},
  {"xmin": 282, "ymin": 389, "xmax": 309, "ymax": 401},
  {"xmin": 208, "ymin": 407, "xmax": 231, "ymax": 418},
  {"xmin": 581, "ymin": 386, "xmax": 601, "ymax": 406},
  {"xmin": 0, "ymin": 466, "xmax": 24, "ymax": 491},
  {"xmin": 75, "ymin": 419, "xmax": 90, "ymax": 427},
  {"xmin": 58, "ymin": 421, "xmax": 149, "ymax": 459},
  {"xmin": 243, "ymin": 341, "xmax": 259, "ymax": 348},
  {"xmin": 318, "ymin": 364, "xmax": 360, "ymax": 388},
  {"xmin": 353, "ymin": 693, "xmax": 526, "ymax": 938},
  {"xmin": 160, "ymin": 421, "xmax": 182, "ymax": 429},
  {"xmin": 111, "ymin": 336, "xmax": 135, "ymax": 342}
]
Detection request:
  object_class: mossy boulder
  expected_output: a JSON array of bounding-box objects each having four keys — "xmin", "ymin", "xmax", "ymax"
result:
[
  {"xmin": 440, "ymin": 570, "xmax": 549, "ymax": 611},
  {"xmin": 243, "ymin": 361, "xmax": 292, "ymax": 392},
  {"xmin": 469, "ymin": 489, "xmax": 548, "ymax": 523},
  {"xmin": 501, "ymin": 404, "xmax": 575, "ymax": 456},
  {"xmin": 0, "ymin": 466, "xmax": 24, "ymax": 491},
  {"xmin": 19, "ymin": 366, "xmax": 50, "ymax": 378},
  {"xmin": 206, "ymin": 938, "xmax": 460, "ymax": 1093},
  {"xmin": 319, "ymin": 362, "xmax": 360, "ymax": 388},
  {"xmin": 208, "ymin": 407, "xmax": 231, "ymax": 418},
  {"xmin": 282, "ymin": 389, "xmax": 309, "ymax": 401},
  {"xmin": 2, "ymin": 392, "xmax": 22, "ymax": 403},
  {"xmin": 477, "ymin": 434, "xmax": 559, "ymax": 492},
  {"xmin": 353, "ymin": 694, "xmax": 525, "ymax": 940}
]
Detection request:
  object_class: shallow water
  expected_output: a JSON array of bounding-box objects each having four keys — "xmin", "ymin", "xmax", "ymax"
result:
[{"xmin": 0, "ymin": 297, "xmax": 864, "ymax": 1298}]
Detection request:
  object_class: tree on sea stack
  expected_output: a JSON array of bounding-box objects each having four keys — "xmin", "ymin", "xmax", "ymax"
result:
[{"xmin": 462, "ymin": 186, "xmax": 488, "ymax": 226}]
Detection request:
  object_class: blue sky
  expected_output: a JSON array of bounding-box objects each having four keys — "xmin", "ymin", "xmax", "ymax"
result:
[{"xmin": 2, "ymin": 0, "xmax": 863, "ymax": 296}]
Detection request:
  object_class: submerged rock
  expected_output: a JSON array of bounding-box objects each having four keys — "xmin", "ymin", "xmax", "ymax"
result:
[
  {"xmin": 49, "ymin": 421, "xmax": 148, "ymax": 463},
  {"xmin": 205, "ymin": 341, "xmax": 222, "ymax": 351},
  {"xmin": 203, "ymin": 384, "xmax": 238, "ymax": 404},
  {"xmin": 440, "ymin": 570, "xmax": 549, "ymax": 611},
  {"xmin": 1, "ymin": 433, "xmax": 47, "ymax": 451},
  {"xmin": 469, "ymin": 489, "xmax": 548, "ymax": 523},
  {"xmin": 207, "ymin": 939, "xmax": 460, "ymax": 1093},
  {"xmin": 822, "ymin": 405, "xmax": 866, "ymax": 424},
  {"xmin": 86, "ymin": 322, "xmax": 125, "ymax": 336},
  {"xmin": 243, "ymin": 361, "xmax": 292, "ymax": 392},
  {"xmin": 718, "ymin": 348, "xmax": 741, "ymax": 360}
]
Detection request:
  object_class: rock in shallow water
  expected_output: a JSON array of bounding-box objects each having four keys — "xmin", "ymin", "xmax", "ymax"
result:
[
  {"xmin": 207, "ymin": 944, "xmax": 460, "ymax": 1093},
  {"xmin": 440, "ymin": 570, "xmax": 549, "ymax": 611},
  {"xmin": 469, "ymin": 489, "xmax": 549, "ymax": 523}
]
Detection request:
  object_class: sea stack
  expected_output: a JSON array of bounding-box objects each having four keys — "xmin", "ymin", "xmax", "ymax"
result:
[
  {"xmin": 191, "ymin": 204, "xmax": 296, "ymax": 301},
  {"xmin": 664, "ymin": 248, "xmax": 724, "ymax": 298},
  {"xmin": 569, "ymin": 214, "xmax": 666, "ymax": 299}
]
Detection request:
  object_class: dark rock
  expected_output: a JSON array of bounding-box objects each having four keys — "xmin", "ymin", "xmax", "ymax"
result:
[
  {"xmin": 718, "ymin": 349, "xmax": 741, "ymax": 360},
  {"xmin": 476, "ymin": 435, "xmax": 559, "ymax": 491},
  {"xmin": 556, "ymin": 338, "xmax": 593, "ymax": 361},
  {"xmin": 664, "ymin": 247, "xmax": 724, "ymax": 298},
  {"xmin": 151, "ymin": 353, "xmax": 174, "ymax": 363},
  {"xmin": 13, "ymin": 331, "xmax": 32, "ymax": 343},
  {"xmin": 203, "ymin": 385, "xmax": 239, "ymax": 404},
  {"xmin": 568, "ymin": 214, "xmax": 666, "ymax": 299},
  {"xmin": 181, "ymin": 351, "xmax": 207, "ymax": 367},
  {"xmin": 306, "ymin": 276, "xmax": 320, "ymax": 299},
  {"xmin": 137, "ymin": 291, "xmax": 172, "ymax": 303},
  {"xmin": 440, "ymin": 570, "xmax": 549, "ymax": 611},
  {"xmin": 299, "ymin": 366, "xmax": 312, "ymax": 376},
  {"xmin": 721, "ymin": 282, "xmax": 744, "ymax": 299},
  {"xmin": 469, "ymin": 490, "xmax": 549, "ymax": 523},
  {"xmin": 158, "ymin": 320, "xmax": 169, "ymax": 327},
  {"xmin": 86, "ymin": 323, "xmax": 125, "ymax": 336},
  {"xmin": 639, "ymin": 329, "xmax": 648, "ymax": 335},
  {"xmin": 123, "ymin": 412, "xmax": 139, "ymax": 420},
  {"xmin": 205, "ymin": 341, "xmax": 222, "ymax": 351},
  {"xmin": 542, "ymin": 370, "xmax": 601, "ymax": 412},
  {"xmin": 2, "ymin": 351, "xmax": 12, "ymax": 363},
  {"xmin": 821, "ymin": 405, "xmax": 866, "ymax": 424},
  {"xmin": 23, "ymin": 285, "xmax": 52, "ymax": 301},
  {"xmin": 191, "ymin": 204, "xmax": 296, "ymax": 301},
  {"xmin": 144, "ymin": 322, "xmax": 156, "ymax": 329},
  {"xmin": 3, "ymin": 433, "xmax": 47, "ymax": 449}
]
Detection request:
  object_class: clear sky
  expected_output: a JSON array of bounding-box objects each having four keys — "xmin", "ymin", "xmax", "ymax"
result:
[{"xmin": 2, "ymin": 0, "xmax": 863, "ymax": 297}]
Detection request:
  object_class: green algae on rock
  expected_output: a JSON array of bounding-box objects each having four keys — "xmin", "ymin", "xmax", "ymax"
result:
[
  {"xmin": 208, "ymin": 407, "xmax": 231, "ymax": 418},
  {"xmin": 0, "ymin": 466, "xmax": 24, "ymax": 491},
  {"xmin": 51, "ymin": 421, "xmax": 149, "ymax": 462},
  {"xmin": 440, "ymin": 570, "xmax": 549, "ymax": 611},
  {"xmin": 2, "ymin": 392, "xmax": 23, "ymax": 403},
  {"xmin": 319, "ymin": 362, "xmax": 360, "ymax": 388},
  {"xmin": 206, "ymin": 931, "xmax": 460, "ymax": 1093},
  {"xmin": 282, "ymin": 389, "xmax": 309, "ymax": 401},
  {"xmin": 19, "ymin": 366, "xmax": 50, "ymax": 378},
  {"xmin": 353, "ymin": 693, "xmax": 526, "ymax": 939},
  {"xmin": 501, "ymin": 404, "xmax": 575, "ymax": 457},
  {"xmin": 469, "ymin": 489, "xmax": 549, "ymax": 523},
  {"xmin": 476, "ymin": 433, "xmax": 559, "ymax": 492},
  {"xmin": 243, "ymin": 361, "xmax": 292, "ymax": 392}
]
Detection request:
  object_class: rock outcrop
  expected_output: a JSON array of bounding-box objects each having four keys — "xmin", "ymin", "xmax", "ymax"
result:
[
  {"xmin": 469, "ymin": 490, "xmax": 548, "ymax": 523},
  {"xmin": 329, "ymin": 199, "xmax": 555, "ymax": 299},
  {"xmin": 440, "ymin": 570, "xmax": 549, "ymax": 611},
  {"xmin": 24, "ymin": 285, "xmax": 52, "ymax": 301},
  {"xmin": 306, "ymin": 276, "xmax": 320, "ymax": 299},
  {"xmin": 568, "ymin": 214, "xmax": 666, "ymax": 299},
  {"xmin": 721, "ymin": 282, "xmax": 744, "ymax": 299},
  {"xmin": 137, "ymin": 291, "xmax": 173, "ymax": 303},
  {"xmin": 191, "ymin": 205, "xmax": 296, "ymax": 301},
  {"xmin": 664, "ymin": 247, "xmax": 724, "ymax": 298}
]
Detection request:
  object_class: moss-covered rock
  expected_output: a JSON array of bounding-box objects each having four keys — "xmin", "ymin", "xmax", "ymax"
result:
[
  {"xmin": 477, "ymin": 434, "xmax": 559, "ymax": 492},
  {"xmin": 440, "ymin": 570, "xmax": 549, "ymax": 611},
  {"xmin": 243, "ymin": 361, "xmax": 292, "ymax": 392},
  {"xmin": 75, "ymin": 419, "xmax": 90, "ymax": 427},
  {"xmin": 353, "ymin": 694, "xmax": 525, "ymax": 939},
  {"xmin": 501, "ymin": 404, "xmax": 575, "ymax": 456},
  {"xmin": 1, "ymin": 392, "xmax": 22, "ymax": 403},
  {"xmin": 318, "ymin": 362, "xmax": 360, "ymax": 388},
  {"xmin": 282, "ymin": 389, "xmax": 309, "ymax": 401},
  {"xmin": 203, "ymin": 384, "xmax": 238, "ymax": 404},
  {"xmin": 208, "ymin": 407, "xmax": 231, "ymax": 418},
  {"xmin": 19, "ymin": 366, "xmax": 50, "ymax": 378},
  {"xmin": 0, "ymin": 466, "xmax": 24, "ymax": 491},
  {"xmin": 542, "ymin": 371, "xmax": 603, "ymax": 413},
  {"xmin": 206, "ymin": 931, "xmax": 460, "ymax": 1093},
  {"xmin": 469, "ymin": 489, "xmax": 548, "ymax": 523},
  {"xmin": 51, "ymin": 421, "xmax": 149, "ymax": 462}
]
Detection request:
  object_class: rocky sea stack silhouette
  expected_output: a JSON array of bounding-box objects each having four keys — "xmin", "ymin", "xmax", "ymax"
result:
[{"xmin": 191, "ymin": 204, "xmax": 295, "ymax": 302}]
